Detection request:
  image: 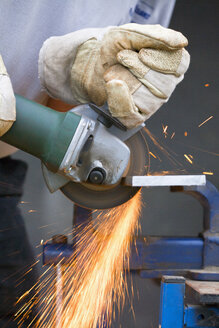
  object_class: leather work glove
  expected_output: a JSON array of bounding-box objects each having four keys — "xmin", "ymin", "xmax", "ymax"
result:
[
  {"xmin": 0, "ymin": 55, "xmax": 16, "ymax": 136},
  {"xmin": 39, "ymin": 24, "xmax": 190, "ymax": 129}
]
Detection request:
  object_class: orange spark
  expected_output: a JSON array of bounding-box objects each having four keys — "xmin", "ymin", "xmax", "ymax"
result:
[
  {"xmin": 163, "ymin": 125, "xmax": 168, "ymax": 133},
  {"xmin": 198, "ymin": 115, "xmax": 213, "ymax": 127},
  {"xmin": 149, "ymin": 151, "xmax": 157, "ymax": 159},
  {"xmin": 162, "ymin": 124, "xmax": 168, "ymax": 138},
  {"xmin": 204, "ymin": 83, "xmax": 210, "ymax": 87},
  {"xmin": 203, "ymin": 171, "xmax": 214, "ymax": 175},
  {"xmin": 184, "ymin": 154, "xmax": 193, "ymax": 164},
  {"xmin": 184, "ymin": 131, "xmax": 188, "ymax": 136},
  {"xmin": 16, "ymin": 192, "xmax": 142, "ymax": 328},
  {"xmin": 58, "ymin": 192, "xmax": 142, "ymax": 328},
  {"xmin": 171, "ymin": 132, "xmax": 175, "ymax": 139},
  {"xmin": 144, "ymin": 127, "xmax": 182, "ymax": 167}
]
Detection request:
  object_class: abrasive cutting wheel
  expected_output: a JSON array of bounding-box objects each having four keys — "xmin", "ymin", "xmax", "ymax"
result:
[{"xmin": 61, "ymin": 131, "xmax": 147, "ymax": 209}]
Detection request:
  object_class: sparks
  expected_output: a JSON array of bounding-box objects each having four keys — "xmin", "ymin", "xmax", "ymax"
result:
[
  {"xmin": 144, "ymin": 127, "xmax": 183, "ymax": 168},
  {"xmin": 162, "ymin": 124, "xmax": 168, "ymax": 138},
  {"xmin": 204, "ymin": 83, "xmax": 210, "ymax": 87},
  {"xmin": 184, "ymin": 131, "xmax": 188, "ymax": 136},
  {"xmin": 203, "ymin": 171, "xmax": 214, "ymax": 175},
  {"xmin": 198, "ymin": 115, "xmax": 213, "ymax": 128},
  {"xmin": 184, "ymin": 154, "xmax": 193, "ymax": 164},
  {"xmin": 149, "ymin": 151, "xmax": 157, "ymax": 159},
  {"xmin": 16, "ymin": 192, "xmax": 142, "ymax": 328},
  {"xmin": 171, "ymin": 132, "xmax": 175, "ymax": 139}
]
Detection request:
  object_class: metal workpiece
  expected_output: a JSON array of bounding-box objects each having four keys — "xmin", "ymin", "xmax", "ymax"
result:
[
  {"xmin": 123, "ymin": 174, "xmax": 206, "ymax": 187},
  {"xmin": 59, "ymin": 115, "xmax": 130, "ymax": 186}
]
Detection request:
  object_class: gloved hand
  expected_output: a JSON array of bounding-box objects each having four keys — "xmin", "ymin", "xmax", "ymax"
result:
[
  {"xmin": 0, "ymin": 55, "xmax": 16, "ymax": 136},
  {"xmin": 39, "ymin": 24, "xmax": 190, "ymax": 129}
]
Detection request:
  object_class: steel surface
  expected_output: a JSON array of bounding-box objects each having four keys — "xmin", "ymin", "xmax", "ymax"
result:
[{"xmin": 123, "ymin": 175, "xmax": 206, "ymax": 187}]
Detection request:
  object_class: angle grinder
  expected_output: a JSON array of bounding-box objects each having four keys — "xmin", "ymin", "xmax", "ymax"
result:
[{"xmin": 1, "ymin": 95, "xmax": 146, "ymax": 209}]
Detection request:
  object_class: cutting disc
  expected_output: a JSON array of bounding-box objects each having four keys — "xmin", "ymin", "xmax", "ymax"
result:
[{"xmin": 61, "ymin": 131, "xmax": 147, "ymax": 209}]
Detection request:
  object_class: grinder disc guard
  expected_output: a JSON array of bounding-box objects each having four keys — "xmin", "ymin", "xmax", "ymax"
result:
[{"xmin": 61, "ymin": 132, "xmax": 147, "ymax": 209}]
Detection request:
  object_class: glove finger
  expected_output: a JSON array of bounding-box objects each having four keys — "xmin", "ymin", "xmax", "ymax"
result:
[
  {"xmin": 139, "ymin": 68, "xmax": 184, "ymax": 100},
  {"xmin": 104, "ymin": 64, "xmax": 141, "ymax": 94},
  {"xmin": 102, "ymin": 25, "xmax": 188, "ymax": 69},
  {"xmin": 139, "ymin": 48, "xmax": 190, "ymax": 76},
  {"xmin": 131, "ymin": 70, "xmax": 185, "ymax": 121},
  {"xmin": 117, "ymin": 49, "xmax": 168, "ymax": 99},
  {"xmin": 129, "ymin": 50, "xmax": 189, "ymax": 119},
  {"xmin": 104, "ymin": 24, "xmax": 188, "ymax": 55},
  {"xmin": 132, "ymin": 84, "xmax": 167, "ymax": 121},
  {"xmin": 106, "ymin": 79, "xmax": 146, "ymax": 129},
  {"xmin": 117, "ymin": 50, "xmax": 149, "ymax": 79},
  {"xmin": 117, "ymin": 48, "xmax": 190, "ymax": 99},
  {"xmin": 120, "ymin": 24, "xmax": 188, "ymax": 49},
  {"xmin": 118, "ymin": 48, "xmax": 190, "ymax": 79}
]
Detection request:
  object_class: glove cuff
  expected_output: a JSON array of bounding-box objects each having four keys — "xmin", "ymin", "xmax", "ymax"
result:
[{"xmin": 0, "ymin": 55, "xmax": 16, "ymax": 136}]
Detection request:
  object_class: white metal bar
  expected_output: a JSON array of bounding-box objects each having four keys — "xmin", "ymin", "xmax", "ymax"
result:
[{"xmin": 123, "ymin": 175, "xmax": 206, "ymax": 187}]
